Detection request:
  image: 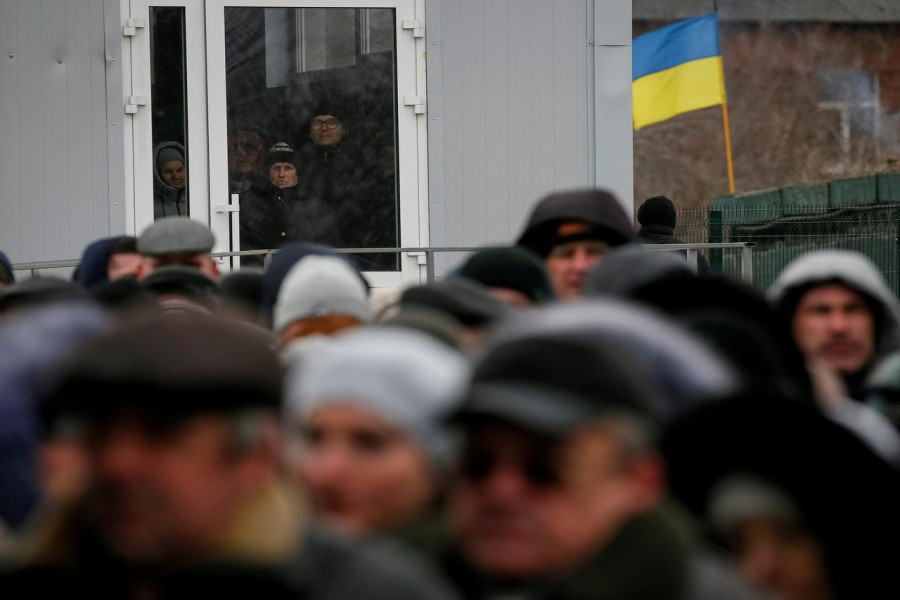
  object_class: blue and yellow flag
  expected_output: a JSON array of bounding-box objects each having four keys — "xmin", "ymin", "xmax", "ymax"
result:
[{"xmin": 632, "ymin": 13, "xmax": 726, "ymax": 130}]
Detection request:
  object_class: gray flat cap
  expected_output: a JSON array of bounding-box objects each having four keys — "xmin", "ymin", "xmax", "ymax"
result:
[{"xmin": 138, "ymin": 217, "xmax": 215, "ymax": 257}]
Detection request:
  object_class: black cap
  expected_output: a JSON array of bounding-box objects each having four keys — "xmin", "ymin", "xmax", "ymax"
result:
[
  {"xmin": 50, "ymin": 312, "xmax": 282, "ymax": 419},
  {"xmin": 455, "ymin": 246, "xmax": 554, "ymax": 304},
  {"xmin": 516, "ymin": 189, "xmax": 636, "ymax": 258},
  {"xmin": 400, "ymin": 279, "xmax": 510, "ymax": 329},
  {"xmin": 637, "ymin": 196, "xmax": 677, "ymax": 229},
  {"xmin": 454, "ymin": 331, "xmax": 655, "ymax": 435}
]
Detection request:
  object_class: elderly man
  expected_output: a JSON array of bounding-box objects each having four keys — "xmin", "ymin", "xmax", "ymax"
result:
[
  {"xmin": 136, "ymin": 217, "xmax": 219, "ymax": 281},
  {"xmin": 442, "ymin": 318, "xmax": 758, "ymax": 599},
  {"xmin": 516, "ymin": 189, "xmax": 636, "ymax": 301},
  {"xmin": 769, "ymin": 250, "xmax": 900, "ymax": 402},
  {"xmin": 0, "ymin": 312, "xmax": 459, "ymax": 598}
]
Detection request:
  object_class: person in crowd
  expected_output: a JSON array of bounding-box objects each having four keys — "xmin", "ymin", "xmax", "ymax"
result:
[
  {"xmin": 153, "ymin": 141, "xmax": 187, "ymax": 219},
  {"xmin": 72, "ymin": 236, "xmax": 141, "ymax": 290},
  {"xmin": 635, "ymin": 195, "xmax": 711, "ymax": 275},
  {"xmin": 1, "ymin": 313, "xmax": 459, "ymax": 599},
  {"xmin": 0, "ymin": 251, "xmax": 15, "ymax": 293},
  {"xmin": 302, "ymin": 109, "xmax": 396, "ymax": 271},
  {"xmin": 439, "ymin": 305, "xmax": 757, "ymax": 599},
  {"xmin": 0, "ymin": 279, "xmax": 88, "ymax": 319},
  {"xmin": 284, "ymin": 326, "xmax": 468, "ymax": 541},
  {"xmin": 516, "ymin": 189, "xmax": 636, "ymax": 301},
  {"xmin": 664, "ymin": 396, "xmax": 900, "ymax": 599},
  {"xmin": 260, "ymin": 242, "xmax": 367, "ymax": 329},
  {"xmin": 136, "ymin": 217, "xmax": 219, "ymax": 281},
  {"xmin": 141, "ymin": 266, "xmax": 221, "ymax": 314},
  {"xmin": 274, "ymin": 255, "xmax": 371, "ymax": 354},
  {"xmin": 228, "ymin": 125, "xmax": 268, "ymax": 194},
  {"xmin": 219, "ymin": 269, "xmax": 266, "ymax": 325},
  {"xmin": 453, "ymin": 246, "xmax": 554, "ymax": 307},
  {"xmin": 768, "ymin": 250, "xmax": 900, "ymax": 402}
]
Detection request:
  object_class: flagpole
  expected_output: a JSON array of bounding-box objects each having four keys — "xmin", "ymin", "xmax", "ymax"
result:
[{"xmin": 721, "ymin": 101, "xmax": 736, "ymax": 194}]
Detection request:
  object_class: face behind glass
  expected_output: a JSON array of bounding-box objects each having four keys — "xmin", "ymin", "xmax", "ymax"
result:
[
  {"xmin": 297, "ymin": 403, "xmax": 434, "ymax": 535},
  {"xmin": 451, "ymin": 421, "xmax": 655, "ymax": 579},
  {"xmin": 269, "ymin": 162, "xmax": 298, "ymax": 189},
  {"xmin": 228, "ymin": 131, "xmax": 265, "ymax": 177},
  {"xmin": 309, "ymin": 114, "xmax": 345, "ymax": 147},
  {"xmin": 791, "ymin": 284, "xmax": 876, "ymax": 375},
  {"xmin": 85, "ymin": 414, "xmax": 253, "ymax": 565},
  {"xmin": 160, "ymin": 160, "xmax": 186, "ymax": 190}
]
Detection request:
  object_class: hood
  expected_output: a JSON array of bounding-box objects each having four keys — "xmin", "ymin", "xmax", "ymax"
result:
[
  {"xmin": 0, "ymin": 251, "xmax": 14, "ymax": 285},
  {"xmin": 153, "ymin": 141, "xmax": 186, "ymax": 193},
  {"xmin": 768, "ymin": 250, "xmax": 900, "ymax": 357},
  {"xmin": 72, "ymin": 237, "xmax": 123, "ymax": 290}
]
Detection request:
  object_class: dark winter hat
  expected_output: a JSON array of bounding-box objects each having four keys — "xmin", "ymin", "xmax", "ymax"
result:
[
  {"xmin": 142, "ymin": 265, "xmax": 221, "ymax": 308},
  {"xmin": 453, "ymin": 329, "xmax": 655, "ymax": 436},
  {"xmin": 50, "ymin": 312, "xmax": 282, "ymax": 419},
  {"xmin": 0, "ymin": 251, "xmax": 15, "ymax": 286},
  {"xmin": 454, "ymin": 246, "xmax": 555, "ymax": 304},
  {"xmin": 400, "ymin": 279, "xmax": 510, "ymax": 329},
  {"xmin": 156, "ymin": 146, "xmax": 184, "ymax": 171},
  {"xmin": 265, "ymin": 142, "xmax": 299, "ymax": 169},
  {"xmin": 73, "ymin": 236, "xmax": 127, "ymax": 290},
  {"xmin": 0, "ymin": 278, "xmax": 88, "ymax": 315},
  {"xmin": 516, "ymin": 189, "xmax": 636, "ymax": 258},
  {"xmin": 637, "ymin": 196, "xmax": 677, "ymax": 229},
  {"xmin": 138, "ymin": 217, "xmax": 216, "ymax": 257}
]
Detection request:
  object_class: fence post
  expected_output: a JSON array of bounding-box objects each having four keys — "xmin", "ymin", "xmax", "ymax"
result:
[{"xmin": 708, "ymin": 210, "xmax": 723, "ymax": 274}]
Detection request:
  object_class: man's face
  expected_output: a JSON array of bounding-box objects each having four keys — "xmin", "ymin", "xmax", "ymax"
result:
[
  {"xmin": 269, "ymin": 162, "xmax": 298, "ymax": 189},
  {"xmin": 85, "ymin": 414, "xmax": 253, "ymax": 565},
  {"xmin": 452, "ymin": 421, "xmax": 659, "ymax": 579},
  {"xmin": 733, "ymin": 516, "xmax": 833, "ymax": 600},
  {"xmin": 228, "ymin": 131, "xmax": 264, "ymax": 177},
  {"xmin": 545, "ymin": 238, "xmax": 609, "ymax": 301},
  {"xmin": 309, "ymin": 115, "xmax": 344, "ymax": 147},
  {"xmin": 107, "ymin": 252, "xmax": 141, "ymax": 281},
  {"xmin": 792, "ymin": 284, "xmax": 876, "ymax": 375},
  {"xmin": 138, "ymin": 255, "xmax": 219, "ymax": 281}
]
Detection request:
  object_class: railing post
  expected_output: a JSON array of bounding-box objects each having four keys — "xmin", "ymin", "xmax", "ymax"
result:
[
  {"xmin": 708, "ymin": 209, "xmax": 723, "ymax": 275},
  {"xmin": 741, "ymin": 243, "xmax": 754, "ymax": 284},
  {"xmin": 425, "ymin": 250, "xmax": 435, "ymax": 284}
]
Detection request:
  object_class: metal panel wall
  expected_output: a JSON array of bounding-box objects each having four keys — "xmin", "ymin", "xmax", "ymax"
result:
[
  {"xmin": 0, "ymin": 0, "xmax": 119, "ymax": 265},
  {"xmin": 426, "ymin": 0, "xmax": 632, "ymax": 276}
]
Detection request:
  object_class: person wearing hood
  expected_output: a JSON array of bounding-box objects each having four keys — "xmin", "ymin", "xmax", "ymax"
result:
[
  {"xmin": 72, "ymin": 236, "xmax": 141, "ymax": 290},
  {"xmin": 635, "ymin": 196, "xmax": 710, "ymax": 275},
  {"xmin": 515, "ymin": 189, "xmax": 636, "ymax": 301},
  {"xmin": 768, "ymin": 250, "xmax": 900, "ymax": 402},
  {"xmin": 0, "ymin": 251, "xmax": 15, "ymax": 293},
  {"xmin": 153, "ymin": 141, "xmax": 187, "ymax": 219}
]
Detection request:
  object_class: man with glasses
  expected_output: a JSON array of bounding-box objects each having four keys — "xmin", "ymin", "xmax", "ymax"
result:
[{"xmin": 442, "ymin": 325, "xmax": 759, "ymax": 599}]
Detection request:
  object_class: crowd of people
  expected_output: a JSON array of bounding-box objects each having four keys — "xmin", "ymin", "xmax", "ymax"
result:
[{"xmin": 2, "ymin": 187, "xmax": 900, "ymax": 600}]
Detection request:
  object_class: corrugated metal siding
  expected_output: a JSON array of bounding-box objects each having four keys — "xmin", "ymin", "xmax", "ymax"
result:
[
  {"xmin": 634, "ymin": 0, "xmax": 900, "ymax": 23},
  {"xmin": 426, "ymin": 0, "xmax": 592, "ymax": 274},
  {"xmin": 0, "ymin": 0, "xmax": 116, "ymax": 264}
]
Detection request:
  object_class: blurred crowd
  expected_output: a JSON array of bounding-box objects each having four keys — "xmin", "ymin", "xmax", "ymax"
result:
[{"xmin": 1, "ymin": 189, "xmax": 899, "ymax": 600}]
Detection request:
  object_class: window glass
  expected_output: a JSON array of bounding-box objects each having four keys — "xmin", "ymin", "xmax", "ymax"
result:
[
  {"xmin": 225, "ymin": 7, "xmax": 399, "ymax": 271},
  {"xmin": 150, "ymin": 8, "xmax": 189, "ymax": 220}
]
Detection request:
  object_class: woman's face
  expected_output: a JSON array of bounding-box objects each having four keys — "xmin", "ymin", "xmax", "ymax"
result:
[
  {"xmin": 161, "ymin": 160, "xmax": 186, "ymax": 189},
  {"xmin": 296, "ymin": 403, "xmax": 435, "ymax": 535},
  {"xmin": 269, "ymin": 162, "xmax": 298, "ymax": 189}
]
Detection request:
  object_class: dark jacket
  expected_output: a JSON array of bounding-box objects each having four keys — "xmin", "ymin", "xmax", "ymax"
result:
[{"xmin": 636, "ymin": 225, "xmax": 711, "ymax": 275}]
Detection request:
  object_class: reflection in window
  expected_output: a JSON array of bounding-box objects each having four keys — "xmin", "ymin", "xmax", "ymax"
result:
[
  {"xmin": 150, "ymin": 8, "xmax": 189, "ymax": 219},
  {"xmin": 226, "ymin": 7, "xmax": 399, "ymax": 271}
]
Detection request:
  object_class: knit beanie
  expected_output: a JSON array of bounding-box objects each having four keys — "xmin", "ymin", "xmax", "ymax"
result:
[
  {"xmin": 265, "ymin": 142, "xmax": 299, "ymax": 169},
  {"xmin": 156, "ymin": 146, "xmax": 184, "ymax": 171},
  {"xmin": 285, "ymin": 326, "xmax": 469, "ymax": 470},
  {"xmin": 637, "ymin": 196, "xmax": 677, "ymax": 229},
  {"xmin": 454, "ymin": 246, "xmax": 555, "ymax": 304},
  {"xmin": 274, "ymin": 255, "xmax": 372, "ymax": 333}
]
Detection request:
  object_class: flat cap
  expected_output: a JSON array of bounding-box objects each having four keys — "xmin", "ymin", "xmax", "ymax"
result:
[
  {"xmin": 49, "ymin": 312, "xmax": 282, "ymax": 418},
  {"xmin": 137, "ymin": 217, "xmax": 215, "ymax": 257}
]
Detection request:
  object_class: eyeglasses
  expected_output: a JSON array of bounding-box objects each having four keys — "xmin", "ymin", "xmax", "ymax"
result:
[
  {"xmin": 459, "ymin": 445, "xmax": 562, "ymax": 488},
  {"xmin": 232, "ymin": 143, "xmax": 263, "ymax": 154},
  {"xmin": 310, "ymin": 118, "xmax": 341, "ymax": 130}
]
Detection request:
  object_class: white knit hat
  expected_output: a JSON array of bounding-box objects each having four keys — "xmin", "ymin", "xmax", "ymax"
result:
[
  {"xmin": 284, "ymin": 326, "xmax": 470, "ymax": 469},
  {"xmin": 273, "ymin": 255, "xmax": 372, "ymax": 333}
]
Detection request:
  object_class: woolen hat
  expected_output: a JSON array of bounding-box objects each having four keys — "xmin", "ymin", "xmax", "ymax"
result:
[
  {"xmin": 285, "ymin": 326, "xmax": 469, "ymax": 468},
  {"xmin": 156, "ymin": 146, "xmax": 184, "ymax": 171},
  {"xmin": 273, "ymin": 255, "xmax": 372, "ymax": 333},
  {"xmin": 637, "ymin": 196, "xmax": 677, "ymax": 229},
  {"xmin": 454, "ymin": 246, "xmax": 554, "ymax": 304},
  {"xmin": 49, "ymin": 312, "xmax": 282, "ymax": 419},
  {"xmin": 265, "ymin": 142, "xmax": 300, "ymax": 169},
  {"xmin": 516, "ymin": 188, "xmax": 636, "ymax": 258},
  {"xmin": 137, "ymin": 217, "xmax": 216, "ymax": 257}
]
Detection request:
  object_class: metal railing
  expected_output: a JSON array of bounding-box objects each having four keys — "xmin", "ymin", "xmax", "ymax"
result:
[{"xmin": 11, "ymin": 242, "xmax": 756, "ymax": 284}]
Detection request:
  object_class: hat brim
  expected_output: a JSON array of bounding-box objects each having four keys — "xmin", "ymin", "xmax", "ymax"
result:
[{"xmin": 450, "ymin": 382, "xmax": 601, "ymax": 436}]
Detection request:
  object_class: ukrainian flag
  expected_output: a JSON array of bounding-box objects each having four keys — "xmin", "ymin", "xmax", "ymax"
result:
[{"xmin": 632, "ymin": 13, "xmax": 726, "ymax": 130}]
